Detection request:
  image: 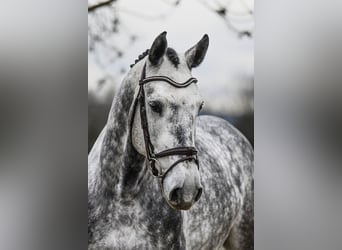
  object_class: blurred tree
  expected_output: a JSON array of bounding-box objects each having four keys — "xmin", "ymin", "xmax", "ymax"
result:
[{"xmin": 88, "ymin": 0, "xmax": 253, "ymax": 65}]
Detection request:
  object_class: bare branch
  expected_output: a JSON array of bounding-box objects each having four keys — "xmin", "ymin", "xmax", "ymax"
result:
[
  {"xmin": 118, "ymin": 7, "xmax": 171, "ymax": 20},
  {"xmin": 197, "ymin": 0, "xmax": 253, "ymax": 38},
  {"xmin": 88, "ymin": 0, "xmax": 116, "ymax": 12}
]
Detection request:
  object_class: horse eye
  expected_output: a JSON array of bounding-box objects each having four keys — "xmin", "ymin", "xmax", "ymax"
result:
[
  {"xmin": 199, "ymin": 101, "xmax": 204, "ymax": 111},
  {"xmin": 148, "ymin": 101, "xmax": 162, "ymax": 114}
]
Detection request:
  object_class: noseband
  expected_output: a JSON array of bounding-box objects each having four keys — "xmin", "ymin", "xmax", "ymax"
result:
[{"xmin": 131, "ymin": 62, "xmax": 199, "ymax": 182}]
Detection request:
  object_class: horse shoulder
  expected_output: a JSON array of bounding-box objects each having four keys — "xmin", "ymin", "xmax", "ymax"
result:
[
  {"xmin": 186, "ymin": 115, "xmax": 253, "ymax": 248},
  {"xmin": 195, "ymin": 116, "xmax": 254, "ymax": 249},
  {"xmin": 196, "ymin": 115, "xmax": 253, "ymax": 169},
  {"xmin": 196, "ymin": 115, "xmax": 253, "ymax": 194}
]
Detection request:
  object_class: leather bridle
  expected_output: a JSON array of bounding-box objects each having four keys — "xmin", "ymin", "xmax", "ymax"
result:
[{"xmin": 131, "ymin": 62, "xmax": 199, "ymax": 182}]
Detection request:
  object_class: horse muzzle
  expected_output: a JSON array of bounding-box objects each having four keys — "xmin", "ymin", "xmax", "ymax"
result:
[
  {"xmin": 167, "ymin": 186, "xmax": 203, "ymax": 210},
  {"xmin": 163, "ymin": 167, "xmax": 203, "ymax": 210}
]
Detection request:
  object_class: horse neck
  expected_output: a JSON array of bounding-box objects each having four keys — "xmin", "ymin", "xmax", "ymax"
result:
[{"xmin": 99, "ymin": 62, "xmax": 149, "ymax": 198}]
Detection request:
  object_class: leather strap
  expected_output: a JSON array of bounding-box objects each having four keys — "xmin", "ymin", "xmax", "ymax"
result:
[
  {"xmin": 155, "ymin": 146, "xmax": 197, "ymax": 158},
  {"xmin": 140, "ymin": 76, "xmax": 197, "ymax": 88},
  {"xmin": 133, "ymin": 62, "xmax": 199, "ymax": 180}
]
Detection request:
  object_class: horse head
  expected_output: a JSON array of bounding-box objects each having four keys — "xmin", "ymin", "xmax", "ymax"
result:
[{"xmin": 131, "ymin": 32, "xmax": 209, "ymax": 210}]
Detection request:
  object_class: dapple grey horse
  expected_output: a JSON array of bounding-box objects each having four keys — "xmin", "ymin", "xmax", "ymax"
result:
[{"xmin": 88, "ymin": 32, "xmax": 253, "ymax": 249}]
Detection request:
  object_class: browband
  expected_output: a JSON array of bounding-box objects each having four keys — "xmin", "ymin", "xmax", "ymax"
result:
[{"xmin": 140, "ymin": 76, "xmax": 198, "ymax": 88}]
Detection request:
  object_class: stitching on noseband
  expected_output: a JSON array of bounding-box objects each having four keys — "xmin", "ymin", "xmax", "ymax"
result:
[{"xmin": 131, "ymin": 62, "xmax": 199, "ymax": 184}]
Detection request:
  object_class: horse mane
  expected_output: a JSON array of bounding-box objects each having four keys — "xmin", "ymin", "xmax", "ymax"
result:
[
  {"xmin": 129, "ymin": 47, "xmax": 180, "ymax": 68},
  {"xmin": 130, "ymin": 49, "xmax": 149, "ymax": 68}
]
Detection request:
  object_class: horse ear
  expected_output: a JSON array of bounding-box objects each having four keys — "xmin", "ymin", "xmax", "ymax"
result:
[
  {"xmin": 149, "ymin": 31, "xmax": 168, "ymax": 66},
  {"xmin": 185, "ymin": 34, "xmax": 209, "ymax": 69}
]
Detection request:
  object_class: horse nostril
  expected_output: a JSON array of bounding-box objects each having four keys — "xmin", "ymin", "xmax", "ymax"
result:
[
  {"xmin": 194, "ymin": 187, "xmax": 203, "ymax": 202},
  {"xmin": 169, "ymin": 188, "xmax": 182, "ymax": 203}
]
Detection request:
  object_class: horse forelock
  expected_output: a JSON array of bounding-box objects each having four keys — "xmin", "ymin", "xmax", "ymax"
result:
[{"xmin": 166, "ymin": 48, "xmax": 180, "ymax": 68}]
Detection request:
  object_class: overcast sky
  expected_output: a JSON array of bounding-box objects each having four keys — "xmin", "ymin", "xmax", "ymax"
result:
[{"xmin": 89, "ymin": 0, "xmax": 254, "ymax": 115}]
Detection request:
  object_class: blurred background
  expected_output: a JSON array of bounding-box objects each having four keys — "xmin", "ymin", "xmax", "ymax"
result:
[{"xmin": 88, "ymin": 0, "xmax": 254, "ymax": 151}]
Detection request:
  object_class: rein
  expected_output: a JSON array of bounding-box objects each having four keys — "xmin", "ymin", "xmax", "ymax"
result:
[{"xmin": 131, "ymin": 62, "xmax": 199, "ymax": 182}]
